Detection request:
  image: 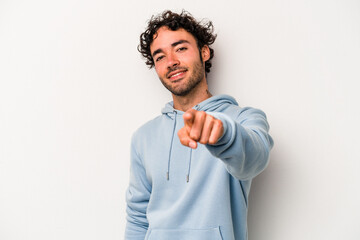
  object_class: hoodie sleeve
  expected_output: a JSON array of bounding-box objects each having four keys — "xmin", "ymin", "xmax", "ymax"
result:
[
  {"xmin": 206, "ymin": 107, "xmax": 274, "ymax": 180},
  {"xmin": 125, "ymin": 134, "xmax": 151, "ymax": 239}
]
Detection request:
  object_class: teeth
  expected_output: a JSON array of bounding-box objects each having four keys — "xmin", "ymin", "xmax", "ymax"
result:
[{"xmin": 170, "ymin": 72, "xmax": 184, "ymax": 78}]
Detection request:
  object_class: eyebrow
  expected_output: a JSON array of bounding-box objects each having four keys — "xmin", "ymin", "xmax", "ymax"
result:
[{"xmin": 152, "ymin": 40, "xmax": 190, "ymax": 58}]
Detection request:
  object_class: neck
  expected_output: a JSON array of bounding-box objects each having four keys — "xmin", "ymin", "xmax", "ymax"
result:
[{"xmin": 172, "ymin": 80, "xmax": 212, "ymax": 112}]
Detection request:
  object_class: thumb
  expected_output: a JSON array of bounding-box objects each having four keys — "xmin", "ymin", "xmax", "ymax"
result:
[{"xmin": 178, "ymin": 127, "xmax": 198, "ymax": 149}]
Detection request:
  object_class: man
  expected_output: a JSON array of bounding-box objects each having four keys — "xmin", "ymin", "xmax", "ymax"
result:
[{"xmin": 125, "ymin": 10, "xmax": 273, "ymax": 240}]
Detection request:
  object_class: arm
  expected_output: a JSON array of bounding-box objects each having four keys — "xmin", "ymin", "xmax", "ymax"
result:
[
  {"xmin": 125, "ymin": 136, "xmax": 151, "ymax": 239},
  {"xmin": 178, "ymin": 107, "xmax": 273, "ymax": 180},
  {"xmin": 206, "ymin": 108, "xmax": 274, "ymax": 180}
]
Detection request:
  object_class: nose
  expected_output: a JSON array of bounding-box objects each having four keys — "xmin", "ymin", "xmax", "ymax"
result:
[{"xmin": 167, "ymin": 53, "xmax": 180, "ymax": 69}]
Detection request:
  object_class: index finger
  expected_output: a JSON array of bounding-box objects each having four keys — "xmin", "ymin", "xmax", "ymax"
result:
[{"xmin": 183, "ymin": 109, "xmax": 197, "ymax": 127}]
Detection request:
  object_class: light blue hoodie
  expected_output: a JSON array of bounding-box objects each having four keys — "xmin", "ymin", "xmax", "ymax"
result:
[{"xmin": 125, "ymin": 95, "xmax": 273, "ymax": 240}]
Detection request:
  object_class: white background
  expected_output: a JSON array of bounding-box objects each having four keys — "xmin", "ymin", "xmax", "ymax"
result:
[{"xmin": 1, "ymin": 0, "xmax": 359, "ymax": 239}]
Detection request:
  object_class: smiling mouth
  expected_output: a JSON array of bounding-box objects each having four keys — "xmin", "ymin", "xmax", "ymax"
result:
[{"xmin": 167, "ymin": 69, "xmax": 188, "ymax": 81}]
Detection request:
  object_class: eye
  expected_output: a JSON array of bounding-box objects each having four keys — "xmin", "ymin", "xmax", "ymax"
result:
[
  {"xmin": 177, "ymin": 47, "xmax": 187, "ymax": 52},
  {"xmin": 155, "ymin": 55, "xmax": 164, "ymax": 62}
]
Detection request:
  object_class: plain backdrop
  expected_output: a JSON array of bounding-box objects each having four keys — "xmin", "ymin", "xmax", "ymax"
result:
[{"xmin": 1, "ymin": 0, "xmax": 359, "ymax": 239}]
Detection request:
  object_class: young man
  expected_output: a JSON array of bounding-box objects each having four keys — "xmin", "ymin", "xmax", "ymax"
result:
[{"xmin": 125, "ymin": 10, "xmax": 274, "ymax": 240}]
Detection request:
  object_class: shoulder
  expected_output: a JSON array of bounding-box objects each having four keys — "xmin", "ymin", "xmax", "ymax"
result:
[
  {"xmin": 132, "ymin": 115, "xmax": 163, "ymax": 140},
  {"xmin": 219, "ymin": 102, "xmax": 265, "ymax": 118},
  {"xmin": 215, "ymin": 100, "xmax": 269, "ymax": 127}
]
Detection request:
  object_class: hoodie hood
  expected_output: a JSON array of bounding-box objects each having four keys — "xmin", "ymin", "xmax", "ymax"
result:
[{"xmin": 161, "ymin": 94, "xmax": 239, "ymax": 118}]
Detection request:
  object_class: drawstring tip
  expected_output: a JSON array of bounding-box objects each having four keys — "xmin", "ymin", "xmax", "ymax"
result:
[
  {"xmin": 166, "ymin": 172, "xmax": 169, "ymax": 181},
  {"xmin": 186, "ymin": 175, "xmax": 189, "ymax": 182}
]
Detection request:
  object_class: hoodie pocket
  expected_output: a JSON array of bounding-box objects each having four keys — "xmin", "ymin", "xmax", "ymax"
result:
[{"xmin": 146, "ymin": 227, "xmax": 223, "ymax": 240}]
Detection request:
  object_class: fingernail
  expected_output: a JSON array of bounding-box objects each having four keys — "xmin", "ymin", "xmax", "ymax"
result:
[{"xmin": 189, "ymin": 142, "xmax": 196, "ymax": 149}]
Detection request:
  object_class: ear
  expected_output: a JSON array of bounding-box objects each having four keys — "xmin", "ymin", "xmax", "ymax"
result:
[{"xmin": 201, "ymin": 45, "xmax": 210, "ymax": 62}]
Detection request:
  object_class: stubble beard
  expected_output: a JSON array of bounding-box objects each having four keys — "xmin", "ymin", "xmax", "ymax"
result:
[{"xmin": 159, "ymin": 60, "xmax": 205, "ymax": 97}]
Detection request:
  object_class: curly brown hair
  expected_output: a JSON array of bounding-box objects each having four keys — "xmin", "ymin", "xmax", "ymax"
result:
[{"xmin": 138, "ymin": 10, "xmax": 217, "ymax": 73}]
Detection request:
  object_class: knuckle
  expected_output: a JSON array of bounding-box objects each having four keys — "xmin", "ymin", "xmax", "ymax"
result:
[
  {"xmin": 208, "ymin": 139, "xmax": 216, "ymax": 145},
  {"xmin": 207, "ymin": 117, "xmax": 215, "ymax": 125},
  {"xmin": 190, "ymin": 133, "xmax": 200, "ymax": 141},
  {"xmin": 205, "ymin": 113, "xmax": 213, "ymax": 120},
  {"xmin": 197, "ymin": 111, "xmax": 206, "ymax": 119},
  {"xmin": 199, "ymin": 138, "xmax": 207, "ymax": 144},
  {"xmin": 179, "ymin": 136, "xmax": 187, "ymax": 145},
  {"xmin": 214, "ymin": 119, "xmax": 222, "ymax": 127}
]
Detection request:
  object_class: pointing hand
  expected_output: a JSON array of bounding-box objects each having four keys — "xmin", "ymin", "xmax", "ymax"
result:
[{"xmin": 178, "ymin": 109, "xmax": 224, "ymax": 149}]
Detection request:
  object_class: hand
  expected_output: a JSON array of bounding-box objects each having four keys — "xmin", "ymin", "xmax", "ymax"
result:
[{"xmin": 178, "ymin": 109, "xmax": 224, "ymax": 149}]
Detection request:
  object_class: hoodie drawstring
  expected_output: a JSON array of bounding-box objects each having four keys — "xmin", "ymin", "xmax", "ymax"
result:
[
  {"xmin": 186, "ymin": 149, "xmax": 193, "ymax": 182},
  {"xmin": 167, "ymin": 110, "xmax": 177, "ymax": 181},
  {"xmin": 166, "ymin": 110, "xmax": 194, "ymax": 183}
]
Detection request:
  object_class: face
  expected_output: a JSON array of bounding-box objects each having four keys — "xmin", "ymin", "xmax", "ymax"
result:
[{"xmin": 150, "ymin": 27, "xmax": 210, "ymax": 97}]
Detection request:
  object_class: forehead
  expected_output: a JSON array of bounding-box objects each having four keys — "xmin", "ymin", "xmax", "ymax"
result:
[{"xmin": 150, "ymin": 27, "xmax": 197, "ymax": 51}]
